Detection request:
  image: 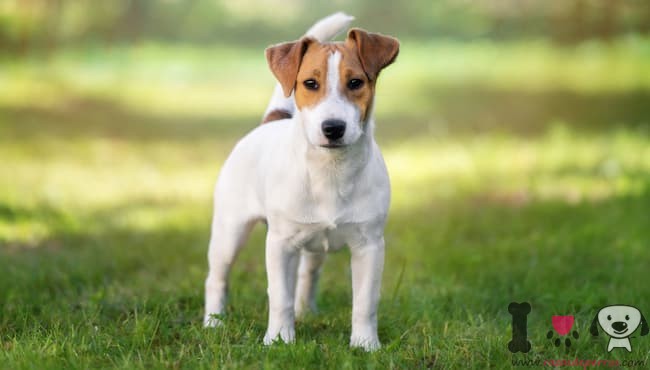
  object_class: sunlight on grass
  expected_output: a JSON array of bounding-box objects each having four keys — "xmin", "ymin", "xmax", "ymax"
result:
[
  {"xmin": 1, "ymin": 39, "xmax": 649, "ymax": 248},
  {"xmin": 386, "ymin": 125, "xmax": 649, "ymax": 210},
  {"xmin": 1, "ymin": 121, "xmax": 647, "ymax": 246}
]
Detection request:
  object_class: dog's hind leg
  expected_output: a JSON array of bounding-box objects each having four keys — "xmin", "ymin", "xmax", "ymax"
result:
[
  {"xmin": 204, "ymin": 215, "xmax": 256, "ymax": 327},
  {"xmin": 294, "ymin": 251, "xmax": 326, "ymax": 318}
]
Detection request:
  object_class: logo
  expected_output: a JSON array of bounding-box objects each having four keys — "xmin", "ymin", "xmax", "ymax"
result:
[
  {"xmin": 547, "ymin": 315, "xmax": 579, "ymax": 348},
  {"xmin": 589, "ymin": 304, "xmax": 649, "ymax": 352},
  {"xmin": 508, "ymin": 302, "xmax": 531, "ymax": 353},
  {"xmin": 507, "ymin": 302, "xmax": 648, "ymax": 354},
  {"xmin": 508, "ymin": 302, "xmax": 649, "ymax": 368}
]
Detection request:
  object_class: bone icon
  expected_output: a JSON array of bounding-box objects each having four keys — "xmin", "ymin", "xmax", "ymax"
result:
[{"xmin": 508, "ymin": 302, "xmax": 532, "ymax": 353}]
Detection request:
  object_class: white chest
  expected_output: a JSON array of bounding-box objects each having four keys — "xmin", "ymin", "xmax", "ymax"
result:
[{"xmin": 279, "ymin": 221, "xmax": 363, "ymax": 253}]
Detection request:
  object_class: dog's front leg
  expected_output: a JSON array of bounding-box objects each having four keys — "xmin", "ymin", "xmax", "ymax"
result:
[
  {"xmin": 349, "ymin": 238, "xmax": 385, "ymax": 351},
  {"xmin": 263, "ymin": 232, "xmax": 299, "ymax": 345}
]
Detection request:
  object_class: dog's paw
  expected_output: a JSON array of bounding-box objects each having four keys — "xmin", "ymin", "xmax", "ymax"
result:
[
  {"xmin": 350, "ymin": 335, "xmax": 381, "ymax": 352},
  {"xmin": 263, "ymin": 326, "xmax": 296, "ymax": 345},
  {"xmin": 203, "ymin": 313, "xmax": 225, "ymax": 328}
]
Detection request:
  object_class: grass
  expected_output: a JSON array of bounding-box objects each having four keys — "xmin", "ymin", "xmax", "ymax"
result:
[{"xmin": 1, "ymin": 38, "xmax": 650, "ymax": 368}]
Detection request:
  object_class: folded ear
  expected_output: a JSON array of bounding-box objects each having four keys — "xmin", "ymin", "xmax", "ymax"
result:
[
  {"xmin": 640, "ymin": 312, "xmax": 649, "ymax": 336},
  {"xmin": 265, "ymin": 37, "xmax": 314, "ymax": 97},
  {"xmin": 589, "ymin": 313, "xmax": 600, "ymax": 336},
  {"xmin": 346, "ymin": 28, "xmax": 399, "ymax": 81}
]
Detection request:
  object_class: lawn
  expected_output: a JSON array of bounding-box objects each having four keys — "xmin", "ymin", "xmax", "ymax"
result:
[{"xmin": 1, "ymin": 38, "xmax": 650, "ymax": 369}]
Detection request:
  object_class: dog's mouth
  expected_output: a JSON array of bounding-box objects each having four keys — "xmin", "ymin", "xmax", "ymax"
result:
[
  {"xmin": 320, "ymin": 142, "xmax": 346, "ymax": 149},
  {"xmin": 613, "ymin": 328, "xmax": 629, "ymax": 335}
]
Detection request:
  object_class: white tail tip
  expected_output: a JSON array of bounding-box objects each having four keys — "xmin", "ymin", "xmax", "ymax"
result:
[{"xmin": 305, "ymin": 12, "xmax": 355, "ymax": 42}]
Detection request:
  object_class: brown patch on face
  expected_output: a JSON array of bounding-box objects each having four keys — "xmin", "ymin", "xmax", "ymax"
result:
[
  {"xmin": 343, "ymin": 28, "xmax": 399, "ymax": 121},
  {"xmin": 294, "ymin": 43, "xmax": 330, "ymax": 110},
  {"xmin": 337, "ymin": 43, "xmax": 375, "ymax": 122},
  {"xmin": 262, "ymin": 109, "xmax": 292, "ymax": 123},
  {"xmin": 269, "ymin": 30, "xmax": 399, "ymax": 123},
  {"xmin": 293, "ymin": 42, "xmax": 374, "ymax": 122}
]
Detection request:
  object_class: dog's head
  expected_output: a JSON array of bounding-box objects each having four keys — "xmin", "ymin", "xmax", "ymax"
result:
[
  {"xmin": 265, "ymin": 28, "xmax": 399, "ymax": 148},
  {"xmin": 590, "ymin": 305, "xmax": 649, "ymax": 339}
]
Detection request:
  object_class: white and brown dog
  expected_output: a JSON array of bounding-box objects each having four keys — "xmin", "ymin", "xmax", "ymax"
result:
[{"xmin": 203, "ymin": 13, "xmax": 399, "ymax": 351}]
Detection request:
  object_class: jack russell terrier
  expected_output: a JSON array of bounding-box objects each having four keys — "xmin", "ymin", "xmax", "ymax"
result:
[{"xmin": 203, "ymin": 12, "xmax": 399, "ymax": 351}]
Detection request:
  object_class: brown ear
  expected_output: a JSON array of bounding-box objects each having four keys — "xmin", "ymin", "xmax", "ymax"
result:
[
  {"xmin": 346, "ymin": 28, "xmax": 399, "ymax": 81},
  {"xmin": 265, "ymin": 37, "xmax": 314, "ymax": 97}
]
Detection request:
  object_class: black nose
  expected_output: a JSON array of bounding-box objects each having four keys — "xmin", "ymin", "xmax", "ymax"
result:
[
  {"xmin": 612, "ymin": 321, "xmax": 628, "ymax": 331},
  {"xmin": 321, "ymin": 119, "xmax": 346, "ymax": 141}
]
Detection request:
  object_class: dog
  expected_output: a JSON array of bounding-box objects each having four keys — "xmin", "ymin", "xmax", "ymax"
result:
[
  {"xmin": 590, "ymin": 305, "xmax": 648, "ymax": 352},
  {"xmin": 202, "ymin": 12, "xmax": 399, "ymax": 351}
]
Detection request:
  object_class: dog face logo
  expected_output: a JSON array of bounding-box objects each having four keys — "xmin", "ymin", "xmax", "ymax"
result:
[{"xmin": 590, "ymin": 305, "xmax": 649, "ymax": 352}]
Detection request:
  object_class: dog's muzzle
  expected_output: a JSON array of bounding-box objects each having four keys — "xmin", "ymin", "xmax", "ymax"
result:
[{"xmin": 322, "ymin": 119, "xmax": 346, "ymax": 141}]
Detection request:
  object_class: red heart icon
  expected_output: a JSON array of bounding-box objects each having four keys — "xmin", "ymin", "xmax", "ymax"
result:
[{"xmin": 552, "ymin": 316, "xmax": 574, "ymax": 336}]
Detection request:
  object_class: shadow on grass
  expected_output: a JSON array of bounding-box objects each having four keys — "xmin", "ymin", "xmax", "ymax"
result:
[
  {"xmin": 379, "ymin": 86, "xmax": 650, "ymax": 143},
  {"xmin": 0, "ymin": 97, "xmax": 257, "ymax": 143}
]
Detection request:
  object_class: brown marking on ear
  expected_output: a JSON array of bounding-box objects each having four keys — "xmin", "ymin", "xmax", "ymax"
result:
[
  {"xmin": 294, "ymin": 43, "xmax": 330, "ymax": 109},
  {"xmin": 262, "ymin": 109, "xmax": 292, "ymax": 123},
  {"xmin": 346, "ymin": 28, "xmax": 399, "ymax": 81},
  {"xmin": 265, "ymin": 37, "xmax": 314, "ymax": 97}
]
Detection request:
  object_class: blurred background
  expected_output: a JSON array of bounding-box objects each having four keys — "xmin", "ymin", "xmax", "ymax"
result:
[
  {"xmin": 1, "ymin": 1, "xmax": 650, "ymax": 366},
  {"xmin": 2, "ymin": 0, "xmax": 648, "ymax": 242}
]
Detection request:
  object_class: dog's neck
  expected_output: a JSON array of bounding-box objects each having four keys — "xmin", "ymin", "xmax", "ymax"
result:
[{"xmin": 291, "ymin": 116, "xmax": 375, "ymax": 205}]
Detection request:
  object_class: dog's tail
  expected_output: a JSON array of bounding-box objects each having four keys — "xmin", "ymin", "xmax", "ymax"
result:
[
  {"xmin": 305, "ymin": 12, "xmax": 355, "ymax": 42},
  {"xmin": 262, "ymin": 12, "xmax": 354, "ymax": 124}
]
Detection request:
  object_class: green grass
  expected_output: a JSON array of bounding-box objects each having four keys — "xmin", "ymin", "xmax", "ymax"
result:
[{"xmin": 1, "ymin": 39, "xmax": 650, "ymax": 369}]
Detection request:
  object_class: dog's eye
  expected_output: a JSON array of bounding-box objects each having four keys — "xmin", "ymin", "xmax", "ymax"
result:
[
  {"xmin": 347, "ymin": 78, "xmax": 364, "ymax": 90},
  {"xmin": 303, "ymin": 79, "xmax": 319, "ymax": 90},
  {"xmin": 607, "ymin": 315, "xmax": 612, "ymax": 320},
  {"xmin": 626, "ymin": 315, "xmax": 630, "ymax": 320}
]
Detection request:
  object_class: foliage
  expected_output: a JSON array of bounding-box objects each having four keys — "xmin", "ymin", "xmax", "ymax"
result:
[{"xmin": 1, "ymin": 0, "xmax": 650, "ymax": 54}]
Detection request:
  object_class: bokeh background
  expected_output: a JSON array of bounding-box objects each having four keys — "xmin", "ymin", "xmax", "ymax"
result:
[{"xmin": 1, "ymin": 1, "xmax": 649, "ymax": 368}]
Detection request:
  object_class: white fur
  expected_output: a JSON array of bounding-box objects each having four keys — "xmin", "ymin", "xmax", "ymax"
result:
[
  {"xmin": 305, "ymin": 12, "xmax": 355, "ymax": 42},
  {"xmin": 205, "ymin": 13, "xmax": 389, "ymax": 352}
]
